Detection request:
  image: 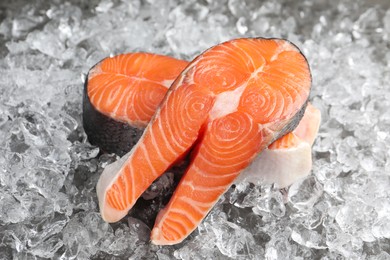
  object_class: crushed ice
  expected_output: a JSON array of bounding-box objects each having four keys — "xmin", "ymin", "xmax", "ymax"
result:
[{"xmin": 0, "ymin": 0, "xmax": 389, "ymax": 259}]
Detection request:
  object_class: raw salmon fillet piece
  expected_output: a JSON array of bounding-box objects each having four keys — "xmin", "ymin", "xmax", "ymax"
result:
[
  {"xmin": 87, "ymin": 53, "xmax": 188, "ymax": 127},
  {"xmin": 95, "ymin": 38, "xmax": 312, "ymax": 245},
  {"xmin": 84, "ymin": 51, "xmax": 320, "ymax": 190},
  {"xmin": 84, "ymin": 52, "xmax": 318, "ymax": 158},
  {"xmin": 83, "ymin": 53, "xmax": 188, "ymax": 155}
]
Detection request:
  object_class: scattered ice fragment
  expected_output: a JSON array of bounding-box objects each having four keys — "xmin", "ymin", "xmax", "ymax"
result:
[
  {"xmin": 236, "ymin": 17, "xmax": 248, "ymax": 34},
  {"xmin": 27, "ymin": 30, "xmax": 66, "ymax": 59},
  {"xmin": 291, "ymin": 225, "xmax": 327, "ymax": 249},
  {"xmin": 228, "ymin": 182, "xmax": 259, "ymax": 208},
  {"xmin": 184, "ymin": 2, "xmax": 209, "ymax": 21},
  {"xmin": 325, "ymin": 223, "xmax": 364, "ymax": 258},
  {"xmin": 228, "ymin": 0, "xmax": 260, "ymax": 18},
  {"xmin": 206, "ymin": 216, "xmax": 263, "ymax": 258},
  {"xmin": 0, "ymin": 192, "xmax": 28, "ymax": 224},
  {"xmin": 323, "ymin": 178, "xmax": 345, "ymax": 202},
  {"xmin": 282, "ymin": 17, "xmax": 297, "ymax": 34},
  {"xmin": 265, "ymin": 228, "xmax": 294, "ymax": 260},
  {"xmin": 125, "ymin": 0, "xmax": 141, "ymax": 18},
  {"xmin": 372, "ymin": 215, "xmax": 390, "ymax": 239},
  {"xmin": 313, "ymin": 158, "xmax": 343, "ymax": 184},
  {"xmin": 28, "ymin": 235, "xmax": 64, "ymax": 259},
  {"xmin": 353, "ymin": 8, "xmax": 381, "ymax": 34},
  {"xmin": 70, "ymin": 142, "xmax": 100, "ymax": 161},
  {"xmin": 335, "ymin": 136, "xmax": 360, "ymax": 172},
  {"xmin": 251, "ymin": 16, "xmax": 270, "ymax": 34},
  {"xmin": 252, "ymin": 187, "xmax": 286, "ymax": 218},
  {"xmin": 335, "ymin": 201, "xmax": 377, "ymax": 242},
  {"xmin": 24, "ymin": 167, "xmax": 65, "ymax": 197},
  {"xmin": 62, "ymin": 212, "xmax": 111, "ymax": 258},
  {"xmin": 156, "ymin": 248, "xmax": 173, "ymax": 260},
  {"xmin": 368, "ymin": 252, "xmax": 390, "ymax": 260},
  {"xmin": 288, "ymin": 176, "xmax": 323, "ymax": 211},
  {"xmin": 290, "ymin": 202, "xmax": 326, "ymax": 230},
  {"xmin": 173, "ymin": 232, "xmax": 218, "ymax": 259},
  {"xmin": 95, "ymin": 0, "xmax": 114, "ymax": 13}
]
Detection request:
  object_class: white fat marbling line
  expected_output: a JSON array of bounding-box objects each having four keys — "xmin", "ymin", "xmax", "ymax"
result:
[
  {"xmin": 162, "ymin": 79, "xmax": 175, "ymax": 88},
  {"xmin": 209, "ymin": 84, "xmax": 246, "ymax": 121}
]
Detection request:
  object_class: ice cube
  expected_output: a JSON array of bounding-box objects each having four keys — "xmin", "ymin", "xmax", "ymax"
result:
[
  {"xmin": 325, "ymin": 223, "xmax": 364, "ymax": 258},
  {"xmin": 353, "ymin": 8, "xmax": 381, "ymax": 33},
  {"xmin": 173, "ymin": 231, "xmax": 221, "ymax": 260},
  {"xmin": 291, "ymin": 225, "xmax": 327, "ymax": 249},
  {"xmin": 98, "ymin": 223, "xmax": 137, "ymax": 257},
  {"xmin": 62, "ymin": 212, "xmax": 111, "ymax": 258},
  {"xmin": 288, "ymin": 176, "xmax": 323, "ymax": 211},
  {"xmin": 335, "ymin": 201, "xmax": 377, "ymax": 242},
  {"xmin": 208, "ymin": 218, "xmax": 263, "ymax": 258},
  {"xmin": 253, "ymin": 188, "xmax": 286, "ymax": 218},
  {"xmin": 265, "ymin": 228, "xmax": 295, "ymax": 260},
  {"xmin": 236, "ymin": 17, "xmax": 248, "ymax": 34},
  {"xmin": 95, "ymin": 0, "xmax": 114, "ymax": 13},
  {"xmin": 0, "ymin": 192, "xmax": 28, "ymax": 224}
]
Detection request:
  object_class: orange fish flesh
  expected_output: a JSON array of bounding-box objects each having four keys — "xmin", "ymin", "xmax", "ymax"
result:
[{"xmin": 92, "ymin": 38, "xmax": 312, "ymax": 245}]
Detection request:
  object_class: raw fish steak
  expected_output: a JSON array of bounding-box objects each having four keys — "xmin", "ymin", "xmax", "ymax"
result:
[
  {"xmin": 93, "ymin": 38, "xmax": 312, "ymax": 245},
  {"xmin": 83, "ymin": 53, "xmax": 188, "ymax": 156},
  {"xmin": 84, "ymin": 52, "xmax": 320, "ymax": 188}
]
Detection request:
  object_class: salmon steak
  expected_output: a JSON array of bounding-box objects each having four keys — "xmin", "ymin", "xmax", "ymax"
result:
[
  {"xmin": 83, "ymin": 53, "xmax": 188, "ymax": 156},
  {"xmin": 89, "ymin": 38, "xmax": 312, "ymax": 245},
  {"xmin": 84, "ymin": 53, "xmax": 320, "ymax": 188}
]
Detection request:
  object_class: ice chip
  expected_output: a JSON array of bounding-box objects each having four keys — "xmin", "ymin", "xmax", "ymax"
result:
[
  {"xmin": 95, "ymin": 0, "xmax": 114, "ymax": 13},
  {"xmin": 126, "ymin": 0, "xmax": 141, "ymax": 18},
  {"xmin": 353, "ymin": 8, "xmax": 381, "ymax": 33},
  {"xmin": 372, "ymin": 216, "xmax": 390, "ymax": 239},
  {"xmin": 291, "ymin": 225, "xmax": 327, "ymax": 249},
  {"xmin": 173, "ymin": 231, "xmax": 222, "ymax": 260},
  {"xmin": 210, "ymin": 219, "xmax": 262, "ymax": 258},
  {"xmin": 228, "ymin": 0, "xmax": 260, "ymax": 18},
  {"xmin": 253, "ymin": 188, "xmax": 286, "ymax": 218},
  {"xmin": 27, "ymin": 30, "xmax": 66, "ymax": 58},
  {"xmin": 24, "ymin": 167, "xmax": 65, "ymax": 196},
  {"xmin": 282, "ymin": 17, "xmax": 297, "ymax": 34},
  {"xmin": 368, "ymin": 252, "xmax": 390, "ymax": 260},
  {"xmin": 265, "ymin": 229, "xmax": 294, "ymax": 260},
  {"xmin": 99, "ymin": 224, "xmax": 137, "ymax": 256},
  {"xmin": 236, "ymin": 17, "xmax": 248, "ymax": 34},
  {"xmin": 325, "ymin": 223, "xmax": 364, "ymax": 258},
  {"xmin": 28, "ymin": 235, "xmax": 64, "ymax": 258},
  {"xmin": 62, "ymin": 212, "xmax": 111, "ymax": 258},
  {"xmin": 0, "ymin": 192, "xmax": 28, "ymax": 224},
  {"xmin": 288, "ymin": 176, "xmax": 323, "ymax": 211},
  {"xmin": 335, "ymin": 201, "xmax": 377, "ymax": 242}
]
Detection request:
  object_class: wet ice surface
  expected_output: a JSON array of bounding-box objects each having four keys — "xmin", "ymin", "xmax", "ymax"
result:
[{"xmin": 0, "ymin": 0, "xmax": 390, "ymax": 258}]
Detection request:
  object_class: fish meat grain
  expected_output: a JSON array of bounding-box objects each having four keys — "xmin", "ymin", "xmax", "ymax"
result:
[
  {"xmin": 83, "ymin": 53, "xmax": 188, "ymax": 156},
  {"xmin": 94, "ymin": 38, "xmax": 312, "ymax": 245},
  {"xmin": 84, "ymin": 50, "xmax": 320, "ymax": 189}
]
